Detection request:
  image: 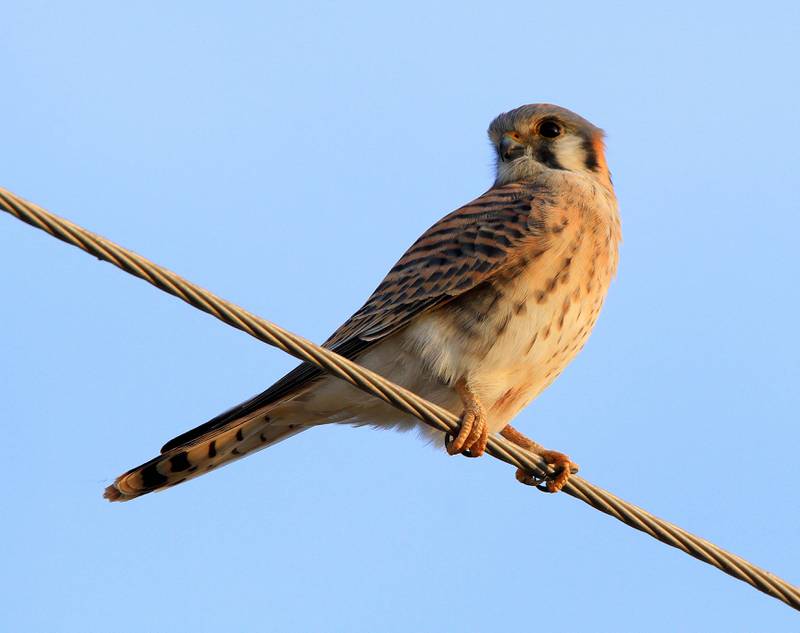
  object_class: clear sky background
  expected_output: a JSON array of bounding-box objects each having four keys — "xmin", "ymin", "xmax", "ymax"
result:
[{"xmin": 1, "ymin": 2, "xmax": 798, "ymax": 631}]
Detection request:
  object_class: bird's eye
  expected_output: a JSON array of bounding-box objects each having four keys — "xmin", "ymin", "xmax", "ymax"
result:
[{"xmin": 539, "ymin": 120, "xmax": 562, "ymax": 139}]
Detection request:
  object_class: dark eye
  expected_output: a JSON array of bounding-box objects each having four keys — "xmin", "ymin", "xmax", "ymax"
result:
[{"xmin": 539, "ymin": 120, "xmax": 562, "ymax": 139}]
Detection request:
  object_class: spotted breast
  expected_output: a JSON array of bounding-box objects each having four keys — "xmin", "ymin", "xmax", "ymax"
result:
[{"xmin": 400, "ymin": 169, "xmax": 620, "ymax": 436}]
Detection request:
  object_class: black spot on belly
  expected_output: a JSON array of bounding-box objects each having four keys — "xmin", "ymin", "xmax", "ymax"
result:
[{"xmin": 495, "ymin": 312, "xmax": 512, "ymax": 336}]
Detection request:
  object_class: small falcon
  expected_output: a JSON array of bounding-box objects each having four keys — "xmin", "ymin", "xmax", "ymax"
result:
[{"xmin": 106, "ymin": 103, "xmax": 621, "ymax": 501}]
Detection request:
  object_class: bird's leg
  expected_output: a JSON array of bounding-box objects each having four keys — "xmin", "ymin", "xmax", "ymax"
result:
[
  {"xmin": 500, "ymin": 424, "xmax": 578, "ymax": 493},
  {"xmin": 445, "ymin": 378, "xmax": 489, "ymax": 458}
]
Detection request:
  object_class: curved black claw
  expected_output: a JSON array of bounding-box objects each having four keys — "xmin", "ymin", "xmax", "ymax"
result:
[{"xmin": 444, "ymin": 431, "xmax": 480, "ymax": 457}]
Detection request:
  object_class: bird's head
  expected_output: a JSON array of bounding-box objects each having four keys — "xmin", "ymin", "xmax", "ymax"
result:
[{"xmin": 488, "ymin": 104, "xmax": 611, "ymax": 189}]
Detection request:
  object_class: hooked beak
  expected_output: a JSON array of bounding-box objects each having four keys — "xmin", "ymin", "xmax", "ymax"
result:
[{"xmin": 499, "ymin": 134, "xmax": 526, "ymax": 162}]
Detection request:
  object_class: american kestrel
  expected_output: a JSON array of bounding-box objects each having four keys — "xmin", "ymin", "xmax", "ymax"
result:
[{"xmin": 105, "ymin": 103, "xmax": 621, "ymax": 501}]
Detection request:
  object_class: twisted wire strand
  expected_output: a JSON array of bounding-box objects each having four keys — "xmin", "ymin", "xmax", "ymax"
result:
[{"xmin": 1, "ymin": 185, "xmax": 798, "ymax": 611}]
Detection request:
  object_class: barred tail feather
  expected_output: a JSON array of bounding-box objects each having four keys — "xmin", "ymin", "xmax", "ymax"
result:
[{"xmin": 104, "ymin": 415, "xmax": 308, "ymax": 502}]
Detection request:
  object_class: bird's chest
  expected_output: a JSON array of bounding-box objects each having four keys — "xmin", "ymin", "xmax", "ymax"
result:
[
  {"xmin": 405, "ymin": 209, "xmax": 619, "ymax": 430},
  {"xmin": 479, "ymin": 247, "xmax": 611, "ymax": 418}
]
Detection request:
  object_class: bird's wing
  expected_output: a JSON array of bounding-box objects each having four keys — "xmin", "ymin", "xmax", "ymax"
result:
[{"xmin": 161, "ymin": 181, "xmax": 551, "ymax": 452}]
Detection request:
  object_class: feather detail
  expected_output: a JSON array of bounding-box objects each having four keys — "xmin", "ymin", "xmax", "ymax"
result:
[{"xmin": 105, "ymin": 412, "xmax": 307, "ymax": 501}]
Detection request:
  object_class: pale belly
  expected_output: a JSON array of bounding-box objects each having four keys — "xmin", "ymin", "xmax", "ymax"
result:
[
  {"xmin": 403, "ymin": 285, "xmax": 604, "ymax": 434},
  {"xmin": 397, "ymin": 218, "xmax": 618, "ymax": 434}
]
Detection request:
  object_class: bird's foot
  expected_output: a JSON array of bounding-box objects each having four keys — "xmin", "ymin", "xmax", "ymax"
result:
[
  {"xmin": 445, "ymin": 401, "xmax": 489, "ymax": 457},
  {"xmin": 500, "ymin": 425, "xmax": 578, "ymax": 493},
  {"xmin": 445, "ymin": 378, "xmax": 489, "ymax": 458},
  {"xmin": 514, "ymin": 449, "xmax": 578, "ymax": 493}
]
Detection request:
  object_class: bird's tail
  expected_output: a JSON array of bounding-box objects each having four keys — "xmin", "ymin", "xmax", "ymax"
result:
[{"xmin": 104, "ymin": 413, "xmax": 307, "ymax": 502}]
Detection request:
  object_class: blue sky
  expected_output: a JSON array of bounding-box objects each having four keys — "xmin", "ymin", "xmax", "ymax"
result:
[{"xmin": 1, "ymin": 2, "xmax": 798, "ymax": 631}]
